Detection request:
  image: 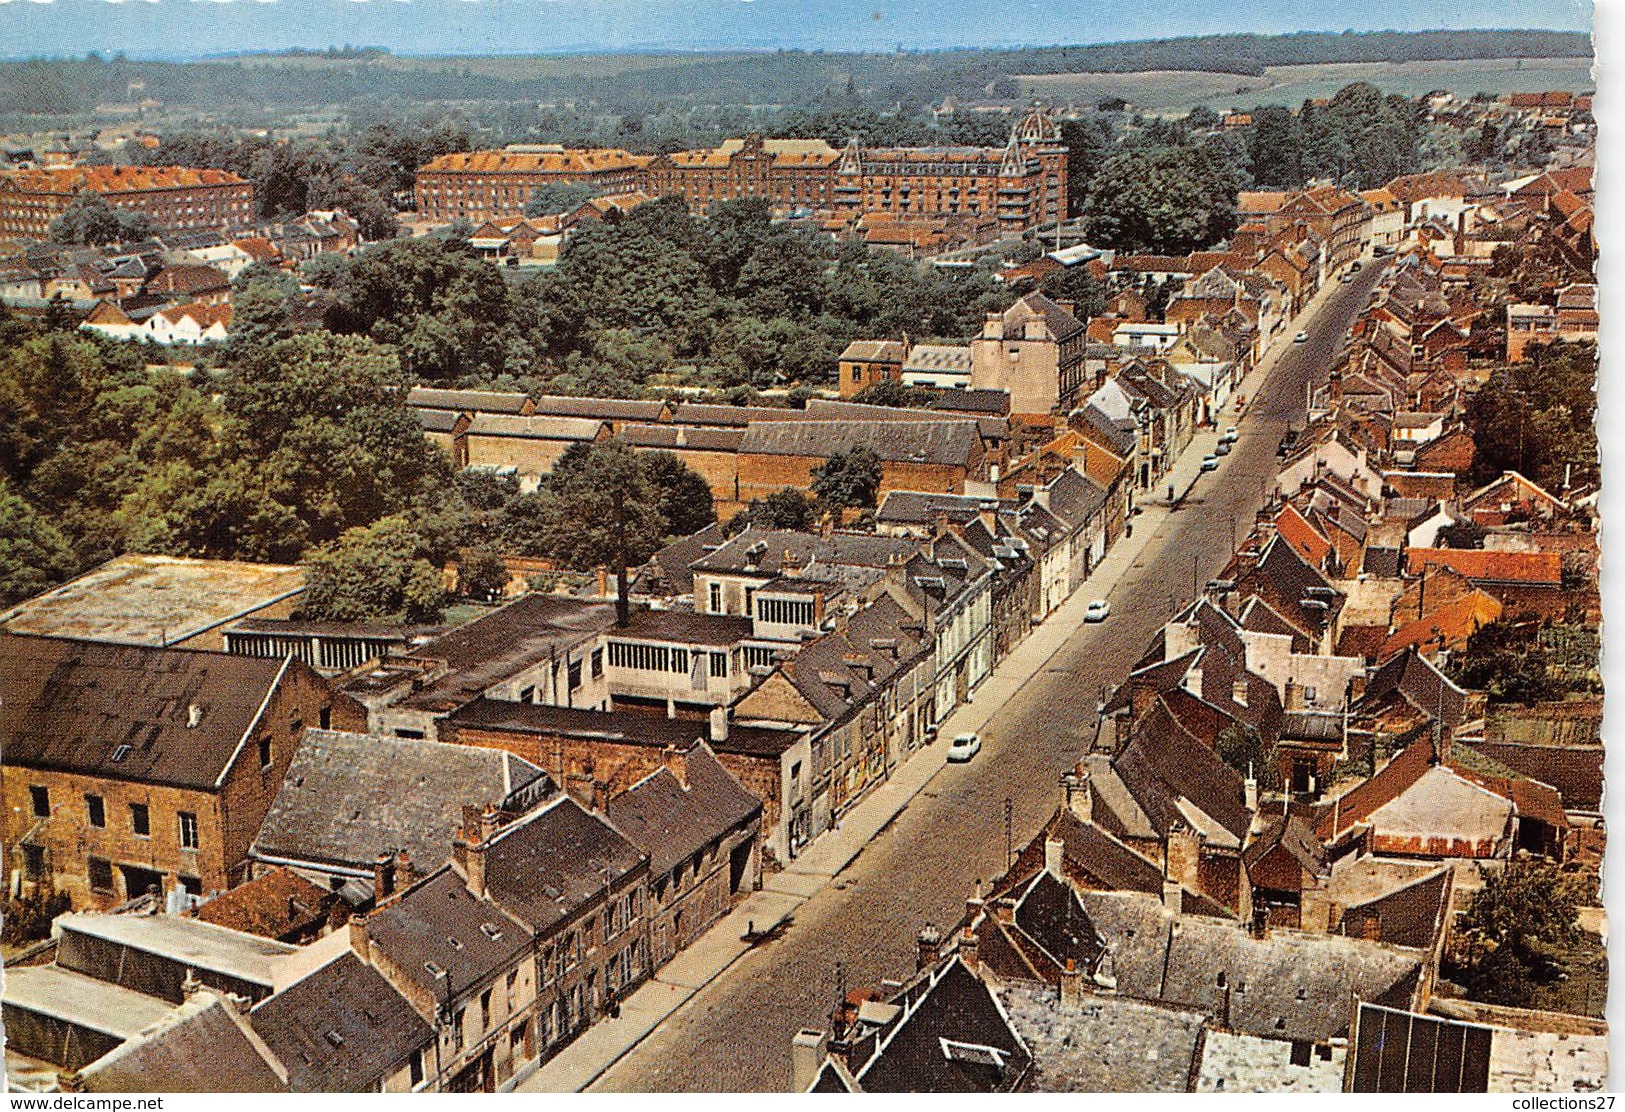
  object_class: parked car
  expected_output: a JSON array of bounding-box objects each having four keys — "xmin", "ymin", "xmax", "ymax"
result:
[
  {"xmin": 1294, "ymin": 330, "xmax": 1309, "ymax": 343},
  {"xmin": 1221, "ymin": 426, "xmax": 1238, "ymax": 443},
  {"xmin": 1085, "ymin": 599, "xmax": 1111, "ymax": 623},
  {"xmin": 1215, "ymin": 440, "xmax": 1232, "ymax": 456},
  {"xmin": 947, "ymin": 733, "xmax": 982, "ymax": 762},
  {"xmin": 1200, "ymin": 455, "xmax": 1220, "ymax": 472},
  {"xmin": 1349, "ymin": 261, "xmax": 1362, "ymax": 273},
  {"xmin": 1340, "ymin": 272, "xmax": 1354, "ymax": 283}
]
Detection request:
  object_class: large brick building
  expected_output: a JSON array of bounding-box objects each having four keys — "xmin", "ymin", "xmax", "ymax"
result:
[
  {"xmin": 0, "ymin": 166, "xmax": 256, "ymax": 239},
  {"xmin": 413, "ymin": 107, "xmax": 1068, "ymax": 230},
  {"xmin": 0, "ymin": 633, "xmax": 348, "ymax": 909},
  {"xmin": 413, "ymin": 146, "xmax": 650, "ymax": 224}
]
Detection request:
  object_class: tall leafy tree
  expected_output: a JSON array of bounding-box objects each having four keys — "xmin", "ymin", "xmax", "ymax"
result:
[
  {"xmin": 1082, "ymin": 143, "xmax": 1242, "ymax": 255},
  {"xmin": 811, "ymin": 445, "xmax": 882, "ymax": 511},
  {"xmin": 301, "ymin": 515, "xmax": 448, "ymax": 623},
  {"xmin": 48, "ymin": 193, "xmax": 152, "ymax": 246},
  {"xmin": 640, "ymin": 450, "xmax": 717, "ymax": 539},
  {"xmin": 540, "ymin": 439, "xmax": 667, "ymax": 625}
]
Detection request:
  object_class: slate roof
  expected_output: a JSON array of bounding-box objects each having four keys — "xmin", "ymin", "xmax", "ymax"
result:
[
  {"xmin": 691, "ymin": 528, "xmax": 918, "ymax": 576},
  {"xmin": 397, "ymin": 595, "xmax": 617, "ymax": 711},
  {"xmin": 1359, "ymin": 648, "xmax": 1468, "ymax": 730},
  {"xmin": 482, "ymin": 796, "xmax": 646, "ymax": 935},
  {"xmin": 447, "ymin": 698, "xmax": 800, "ymax": 759},
  {"xmin": 405, "ymin": 387, "xmax": 531, "ymax": 414},
  {"xmin": 463, "ymin": 414, "xmax": 607, "ymax": 442},
  {"xmin": 632, "ymin": 522, "xmax": 727, "ymax": 598},
  {"xmin": 930, "ymin": 388, "xmax": 1012, "ymax": 416},
  {"xmin": 604, "ymin": 743, "xmax": 761, "ymax": 876},
  {"xmin": 1338, "ymin": 867, "xmax": 1451, "ymax": 950},
  {"xmin": 1000, "ymin": 982, "xmax": 1207, "ymax": 1092},
  {"xmin": 839, "ymin": 339, "xmax": 907, "ymax": 363},
  {"xmin": 250, "ymin": 952, "xmax": 432, "ymax": 1092},
  {"xmin": 413, "ymin": 407, "xmax": 463, "ymax": 434},
  {"xmin": 363, "ymin": 868, "xmax": 530, "ymax": 1000},
  {"xmin": 850, "ymin": 957, "xmax": 1031, "ymax": 1092},
  {"xmin": 1077, "ymin": 890, "xmax": 1422, "ymax": 1041},
  {"xmin": 79, "ymin": 993, "xmax": 287, "ymax": 1093},
  {"xmin": 1468, "ymin": 741, "xmax": 1602, "ymax": 812},
  {"xmin": 877, "ymin": 491, "xmax": 1000, "ymax": 526},
  {"xmin": 740, "ymin": 419, "xmax": 982, "ymax": 468},
  {"xmin": 529, "ymin": 394, "xmax": 669, "ymax": 422},
  {"xmin": 1111, "ymin": 697, "xmax": 1252, "ymax": 847},
  {"xmin": 1009, "ymin": 869, "xmax": 1106, "ymax": 973},
  {"xmin": 803, "ymin": 398, "xmax": 1009, "ymax": 441},
  {"xmin": 253, "ymin": 730, "xmax": 550, "ymax": 875},
  {"xmin": 611, "ymin": 608, "xmax": 755, "ymax": 646},
  {"xmin": 0, "ymin": 634, "xmax": 293, "ymax": 791}
]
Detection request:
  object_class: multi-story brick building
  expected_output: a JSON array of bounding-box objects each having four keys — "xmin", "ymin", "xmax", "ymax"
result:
[
  {"xmin": 413, "ymin": 107, "xmax": 1067, "ymax": 231},
  {"xmin": 0, "ymin": 633, "xmax": 343, "ymax": 909},
  {"xmin": 0, "ymin": 166, "xmax": 255, "ymax": 239},
  {"xmin": 412, "ymin": 147, "xmax": 649, "ymax": 223}
]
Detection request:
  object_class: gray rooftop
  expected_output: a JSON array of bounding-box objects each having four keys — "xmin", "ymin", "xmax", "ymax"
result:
[{"xmin": 999, "ymin": 982, "xmax": 1207, "ymax": 1093}]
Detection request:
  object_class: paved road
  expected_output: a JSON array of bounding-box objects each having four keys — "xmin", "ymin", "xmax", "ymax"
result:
[{"xmin": 597, "ymin": 262, "xmax": 1387, "ymax": 1093}]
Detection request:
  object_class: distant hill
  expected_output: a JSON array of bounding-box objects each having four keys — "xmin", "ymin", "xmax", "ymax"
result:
[{"xmin": 0, "ymin": 29, "xmax": 1592, "ymax": 117}]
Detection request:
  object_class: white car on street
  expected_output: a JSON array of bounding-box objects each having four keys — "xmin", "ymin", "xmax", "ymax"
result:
[
  {"xmin": 1221, "ymin": 426, "xmax": 1238, "ymax": 443},
  {"xmin": 1085, "ymin": 599, "xmax": 1110, "ymax": 622},
  {"xmin": 1200, "ymin": 455, "xmax": 1220, "ymax": 472},
  {"xmin": 1294, "ymin": 330, "xmax": 1309, "ymax": 343},
  {"xmin": 947, "ymin": 733, "xmax": 982, "ymax": 762}
]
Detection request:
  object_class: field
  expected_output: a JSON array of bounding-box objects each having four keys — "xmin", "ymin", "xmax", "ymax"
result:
[{"xmin": 1017, "ymin": 56, "xmax": 1595, "ymax": 113}]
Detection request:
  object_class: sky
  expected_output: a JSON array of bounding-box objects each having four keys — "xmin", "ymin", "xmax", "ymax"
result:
[{"xmin": 0, "ymin": 0, "xmax": 1595, "ymax": 60}]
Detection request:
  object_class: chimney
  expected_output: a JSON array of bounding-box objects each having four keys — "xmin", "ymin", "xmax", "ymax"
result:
[
  {"xmin": 1165, "ymin": 822, "xmax": 1201, "ymax": 890},
  {"xmin": 1061, "ymin": 765, "xmax": 1092, "ymax": 824},
  {"xmin": 394, "ymin": 849, "xmax": 417, "ymax": 892},
  {"xmin": 1245, "ymin": 775, "xmax": 1259, "ymax": 816},
  {"xmin": 1059, "ymin": 958, "xmax": 1084, "ymax": 1006},
  {"xmin": 916, "ymin": 924, "xmax": 942, "ymax": 971},
  {"xmin": 372, "ymin": 851, "xmax": 396, "ymax": 900},
  {"xmin": 1299, "ymin": 885, "xmax": 1337, "ymax": 933},
  {"xmin": 1162, "ymin": 877, "xmax": 1184, "ymax": 915},
  {"xmin": 709, "ymin": 706, "xmax": 729, "ymax": 743},
  {"xmin": 663, "ymin": 744, "xmax": 690, "ymax": 790},
  {"xmin": 791, "ymin": 1029, "xmax": 830, "ymax": 1092},
  {"xmin": 181, "ymin": 970, "xmax": 205, "ymax": 999},
  {"xmin": 1092, "ymin": 948, "xmax": 1118, "ymax": 993},
  {"xmin": 594, "ymin": 566, "xmax": 609, "ymax": 598},
  {"xmin": 959, "ymin": 925, "xmax": 979, "ymax": 970},
  {"xmin": 966, "ymin": 895, "xmax": 984, "ymax": 924},
  {"xmin": 348, "ymin": 914, "xmax": 372, "ymax": 965},
  {"xmin": 1044, "ymin": 838, "xmax": 1064, "ymax": 877},
  {"xmin": 187, "ymin": 703, "xmax": 203, "ymax": 729},
  {"xmin": 993, "ymin": 898, "xmax": 1015, "ymax": 925}
]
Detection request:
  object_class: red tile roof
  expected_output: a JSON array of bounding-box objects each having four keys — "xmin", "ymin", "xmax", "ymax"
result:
[{"xmin": 1403, "ymin": 547, "xmax": 1562, "ymax": 585}]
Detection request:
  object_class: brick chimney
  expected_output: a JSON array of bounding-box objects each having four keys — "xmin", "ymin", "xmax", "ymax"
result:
[
  {"xmin": 916, "ymin": 924, "xmax": 942, "ymax": 971},
  {"xmin": 372, "ymin": 852, "xmax": 397, "ymax": 901},
  {"xmin": 348, "ymin": 914, "xmax": 372, "ymax": 965},
  {"xmin": 1165, "ymin": 822, "xmax": 1201, "ymax": 890},
  {"xmin": 394, "ymin": 849, "xmax": 417, "ymax": 892},
  {"xmin": 958, "ymin": 924, "xmax": 979, "ymax": 970},
  {"xmin": 1044, "ymin": 837, "xmax": 1064, "ymax": 877},
  {"xmin": 1162, "ymin": 877, "xmax": 1183, "ymax": 915},
  {"xmin": 709, "ymin": 706, "xmax": 729, "ymax": 743},
  {"xmin": 1059, "ymin": 958, "xmax": 1084, "ymax": 1006}
]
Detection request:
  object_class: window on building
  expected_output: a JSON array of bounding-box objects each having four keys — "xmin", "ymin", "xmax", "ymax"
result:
[
  {"xmin": 1290, "ymin": 1040, "xmax": 1313, "ymax": 1067},
  {"xmin": 591, "ymin": 648, "xmax": 603, "ymax": 678},
  {"xmin": 506, "ymin": 968, "xmax": 518, "ymax": 1012},
  {"xmin": 28, "ymin": 785, "xmax": 48, "ymax": 818},
  {"xmin": 319, "ymin": 706, "xmax": 332, "ymax": 730},
  {"xmin": 568, "ymin": 659, "xmax": 583, "ymax": 690},
  {"xmin": 180, "ymin": 875, "xmax": 202, "ymax": 897},
  {"xmin": 85, "ymin": 794, "xmax": 105, "ymax": 829},
  {"xmin": 480, "ymin": 988, "xmax": 492, "ymax": 1031},
  {"xmin": 258, "ymin": 737, "xmax": 273, "ymax": 768},
  {"xmin": 453, "ymin": 1008, "xmax": 466, "ymax": 1050},
  {"xmin": 88, "ymin": 856, "xmax": 114, "ymax": 893},
  {"xmin": 519, "ymin": 686, "xmax": 535, "ymax": 704},
  {"xmin": 708, "ymin": 583, "xmax": 722, "ymax": 613},
  {"xmin": 410, "ymin": 1049, "xmax": 425, "ymax": 1087},
  {"xmin": 130, "ymin": 802, "xmax": 150, "ymax": 837},
  {"xmin": 178, "ymin": 811, "xmax": 199, "ymax": 850}
]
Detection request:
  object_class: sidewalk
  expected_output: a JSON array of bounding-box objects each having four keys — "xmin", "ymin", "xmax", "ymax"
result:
[{"xmin": 519, "ymin": 269, "xmax": 1350, "ymax": 1093}]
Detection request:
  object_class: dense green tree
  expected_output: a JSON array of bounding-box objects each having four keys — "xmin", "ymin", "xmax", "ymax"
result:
[
  {"xmin": 456, "ymin": 547, "xmax": 509, "ymax": 600},
  {"xmin": 524, "ymin": 182, "xmax": 601, "ymax": 217},
  {"xmin": 1455, "ymin": 860, "xmax": 1589, "ymax": 1007},
  {"xmin": 1082, "ymin": 143, "xmax": 1242, "ymax": 255},
  {"xmin": 1039, "ymin": 265, "xmax": 1107, "ymax": 319},
  {"xmin": 301, "ymin": 516, "xmax": 449, "ymax": 623},
  {"xmin": 811, "ymin": 445, "xmax": 882, "ymax": 511},
  {"xmin": 539, "ymin": 439, "xmax": 667, "ymax": 624},
  {"xmin": 1058, "ymin": 115, "xmax": 1114, "ymax": 216},
  {"xmin": 47, "ymin": 193, "xmax": 153, "ymax": 246},
  {"xmin": 1447, "ymin": 617, "xmax": 1575, "ymax": 706},
  {"xmin": 1465, "ymin": 342, "xmax": 1597, "ymax": 491},
  {"xmin": 749, "ymin": 487, "xmax": 818, "ymax": 531},
  {"xmin": 0, "ymin": 477, "xmax": 77, "ymax": 607},
  {"xmin": 1246, "ymin": 105, "xmax": 1304, "ymax": 189},
  {"xmin": 640, "ymin": 450, "xmax": 717, "ymax": 539}
]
